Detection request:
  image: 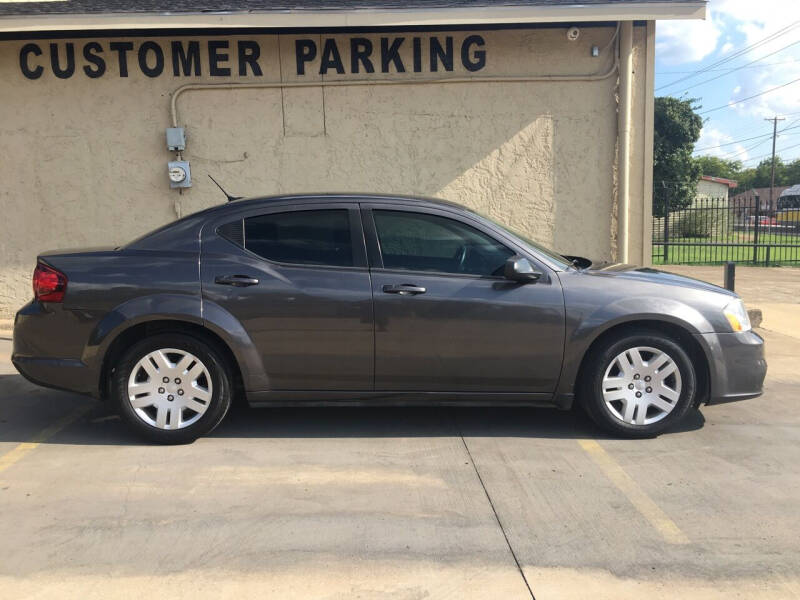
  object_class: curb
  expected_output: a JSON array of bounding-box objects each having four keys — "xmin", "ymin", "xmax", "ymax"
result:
[{"xmin": 0, "ymin": 318, "xmax": 12, "ymax": 340}]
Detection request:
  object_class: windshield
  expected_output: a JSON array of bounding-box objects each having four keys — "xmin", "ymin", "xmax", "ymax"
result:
[{"xmin": 472, "ymin": 210, "xmax": 574, "ymax": 269}]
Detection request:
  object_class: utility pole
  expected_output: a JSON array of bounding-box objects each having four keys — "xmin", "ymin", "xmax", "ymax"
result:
[{"xmin": 765, "ymin": 116, "xmax": 785, "ymax": 214}]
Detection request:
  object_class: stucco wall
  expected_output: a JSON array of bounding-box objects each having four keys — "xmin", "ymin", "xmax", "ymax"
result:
[{"xmin": 0, "ymin": 25, "xmax": 648, "ymax": 316}]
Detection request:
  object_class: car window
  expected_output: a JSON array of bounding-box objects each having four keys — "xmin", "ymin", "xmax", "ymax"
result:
[
  {"xmin": 373, "ymin": 210, "xmax": 514, "ymax": 276},
  {"xmin": 234, "ymin": 209, "xmax": 354, "ymax": 267}
]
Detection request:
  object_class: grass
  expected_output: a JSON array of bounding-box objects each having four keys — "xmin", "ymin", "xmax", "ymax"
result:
[{"xmin": 652, "ymin": 231, "xmax": 800, "ymax": 266}]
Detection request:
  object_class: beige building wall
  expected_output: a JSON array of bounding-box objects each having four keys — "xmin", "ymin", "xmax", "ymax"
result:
[
  {"xmin": 696, "ymin": 179, "xmax": 731, "ymax": 204},
  {"xmin": 0, "ymin": 25, "xmax": 652, "ymax": 317}
]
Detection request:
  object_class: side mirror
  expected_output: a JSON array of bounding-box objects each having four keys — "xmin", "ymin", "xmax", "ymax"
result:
[{"xmin": 504, "ymin": 256, "xmax": 542, "ymax": 282}]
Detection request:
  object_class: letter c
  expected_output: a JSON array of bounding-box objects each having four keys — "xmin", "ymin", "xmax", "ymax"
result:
[{"xmin": 20, "ymin": 43, "xmax": 44, "ymax": 79}]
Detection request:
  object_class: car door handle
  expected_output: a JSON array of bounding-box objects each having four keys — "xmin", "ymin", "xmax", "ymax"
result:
[
  {"xmin": 215, "ymin": 275, "xmax": 260, "ymax": 287},
  {"xmin": 382, "ymin": 284, "xmax": 426, "ymax": 295}
]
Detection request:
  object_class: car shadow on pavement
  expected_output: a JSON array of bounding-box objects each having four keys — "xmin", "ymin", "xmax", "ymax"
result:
[{"xmin": 0, "ymin": 373, "xmax": 706, "ymax": 446}]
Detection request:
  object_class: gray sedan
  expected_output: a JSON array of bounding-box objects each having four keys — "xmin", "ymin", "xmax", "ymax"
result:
[{"xmin": 12, "ymin": 194, "xmax": 767, "ymax": 443}]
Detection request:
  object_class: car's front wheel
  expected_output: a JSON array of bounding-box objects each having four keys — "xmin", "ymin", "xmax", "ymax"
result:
[
  {"xmin": 581, "ymin": 330, "xmax": 697, "ymax": 438},
  {"xmin": 111, "ymin": 333, "xmax": 232, "ymax": 444}
]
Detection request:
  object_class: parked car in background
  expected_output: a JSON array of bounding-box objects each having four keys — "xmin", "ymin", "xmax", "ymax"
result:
[
  {"xmin": 12, "ymin": 194, "xmax": 767, "ymax": 443},
  {"xmin": 747, "ymin": 215, "xmax": 778, "ymax": 228}
]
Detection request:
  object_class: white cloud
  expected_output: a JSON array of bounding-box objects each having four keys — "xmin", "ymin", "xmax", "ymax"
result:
[
  {"xmin": 659, "ymin": 0, "xmax": 800, "ymax": 161},
  {"xmin": 657, "ymin": 17, "xmax": 721, "ymax": 65},
  {"xmin": 712, "ymin": 0, "xmax": 800, "ymax": 117},
  {"xmin": 713, "ymin": 0, "xmax": 800, "ymax": 29},
  {"xmin": 694, "ymin": 126, "xmax": 753, "ymax": 160}
]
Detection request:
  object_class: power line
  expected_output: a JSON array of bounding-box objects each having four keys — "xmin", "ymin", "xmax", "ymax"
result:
[
  {"xmin": 697, "ymin": 76, "xmax": 800, "ymax": 115},
  {"xmin": 657, "ymin": 21, "xmax": 800, "ymax": 91},
  {"xmin": 705, "ymin": 119, "xmax": 800, "ymax": 161},
  {"xmin": 695, "ymin": 132, "xmax": 774, "ymax": 152},
  {"xmin": 694, "ymin": 122, "xmax": 800, "ymax": 152},
  {"xmin": 698, "ymin": 110, "xmax": 800, "ymax": 142},
  {"xmin": 741, "ymin": 140, "xmax": 800, "ymax": 163},
  {"xmin": 656, "ymin": 20, "xmax": 800, "ymax": 91},
  {"xmin": 669, "ymin": 39, "xmax": 800, "ymax": 94},
  {"xmin": 723, "ymin": 138, "xmax": 773, "ymax": 160},
  {"xmin": 657, "ymin": 58, "xmax": 800, "ymax": 74}
]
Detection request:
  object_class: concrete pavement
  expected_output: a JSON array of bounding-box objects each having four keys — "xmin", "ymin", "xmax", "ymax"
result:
[
  {"xmin": 664, "ymin": 265, "xmax": 800, "ymax": 337},
  {"xmin": 1, "ymin": 326, "xmax": 799, "ymax": 599},
  {"xmin": 662, "ymin": 265, "xmax": 800, "ymax": 306}
]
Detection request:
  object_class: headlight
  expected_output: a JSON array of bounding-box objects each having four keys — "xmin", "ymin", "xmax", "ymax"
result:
[{"xmin": 723, "ymin": 299, "xmax": 751, "ymax": 332}]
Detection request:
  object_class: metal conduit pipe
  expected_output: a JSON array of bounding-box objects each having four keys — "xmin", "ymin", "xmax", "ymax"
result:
[{"xmin": 170, "ymin": 51, "xmax": 620, "ymax": 130}]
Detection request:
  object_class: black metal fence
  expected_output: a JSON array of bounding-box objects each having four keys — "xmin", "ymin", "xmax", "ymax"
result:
[{"xmin": 652, "ymin": 190, "xmax": 800, "ymax": 266}]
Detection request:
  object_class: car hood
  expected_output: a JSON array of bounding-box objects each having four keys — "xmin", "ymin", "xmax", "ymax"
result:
[{"xmin": 582, "ymin": 262, "xmax": 737, "ymax": 297}]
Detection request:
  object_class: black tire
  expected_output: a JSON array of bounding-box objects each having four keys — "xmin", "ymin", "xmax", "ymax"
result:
[
  {"xmin": 111, "ymin": 333, "xmax": 233, "ymax": 444},
  {"xmin": 579, "ymin": 329, "xmax": 697, "ymax": 438}
]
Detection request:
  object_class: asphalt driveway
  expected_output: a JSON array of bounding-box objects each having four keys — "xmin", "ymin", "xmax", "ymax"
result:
[{"xmin": 1, "ymin": 328, "xmax": 799, "ymax": 599}]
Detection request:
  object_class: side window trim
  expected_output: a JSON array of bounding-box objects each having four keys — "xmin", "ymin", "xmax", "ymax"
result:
[
  {"xmin": 363, "ymin": 206, "xmax": 514, "ymax": 278},
  {"xmin": 360, "ymin": 203, "xmax": 551, "ymax": 279},
  {"xmin": 360, "ymin": 206, "xmax": 383, "ymax": 269},
  {"xmin": 214, "ymin": 205, "xmax": 368, "ymax": 270}
]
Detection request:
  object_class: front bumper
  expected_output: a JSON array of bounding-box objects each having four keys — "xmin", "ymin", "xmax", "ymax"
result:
[{"xmin": 696, "ymin": 330, "xmax": 767, "ymax": 405}]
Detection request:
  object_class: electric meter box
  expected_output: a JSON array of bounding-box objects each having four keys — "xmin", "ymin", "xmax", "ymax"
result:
[
  {"xmin": 168, "ymin": 161, "xmax": 191, "ymax": 188},
  {"xmin": 166, "ymin": 127, "xmax": 186, "ymax": 151}
]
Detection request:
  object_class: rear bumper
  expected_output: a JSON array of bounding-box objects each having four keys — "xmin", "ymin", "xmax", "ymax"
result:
[
  {"xmin": 696, "ymin": 330, "xmax": 767, "ymax": 405},
  {"xmin": 12, "ymin": 355, "xmax": 95, "ymax": 395},
  {"xmin": 12, "ymin": 301, "xmax": 98, "ymax": 396}
]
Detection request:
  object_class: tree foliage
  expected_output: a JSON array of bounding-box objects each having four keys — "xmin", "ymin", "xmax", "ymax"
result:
[
  {"xmin": 694, "ymin": 155, "xmax": 742, "ymax": 180},
  {"xmin": 651, "ymin": 96, "xmax": 800, "ymax": 215},
  {"xmin": 653, "ymin": 97, "xmax": 703, "ymax": 216},
  {"xmin": 692, "ymin": 155, "xmax": 800, "ymax": 192}
]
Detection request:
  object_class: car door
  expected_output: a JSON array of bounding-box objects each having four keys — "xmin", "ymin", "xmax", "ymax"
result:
[
  {"xmin": 201, "ymin": 202, "xmax": 373, "ymax": 391},
  {"xmin": 363, "ymin": 204, "xmax": 565, "ymax": 395}
]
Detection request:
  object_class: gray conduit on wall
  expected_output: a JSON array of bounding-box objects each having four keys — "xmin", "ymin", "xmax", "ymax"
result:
[{"xmin": 168, "ymin": 24, "xmax": 622, "ymax": 219}]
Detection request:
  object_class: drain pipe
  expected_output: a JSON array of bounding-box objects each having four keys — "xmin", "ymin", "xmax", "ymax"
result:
[{"xmin": 617, "ymin": 21, "xmax": 633, "ymax": 264}]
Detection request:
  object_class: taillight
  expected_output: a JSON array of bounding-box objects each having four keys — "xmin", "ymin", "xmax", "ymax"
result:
[{"xmin": 33, "ymin": 262, "xmax": 67, "ymax": 303}]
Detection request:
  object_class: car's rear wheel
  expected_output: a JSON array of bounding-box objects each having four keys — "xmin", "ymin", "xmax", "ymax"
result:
[
  {"xmin": 111, "ymin": 333, "xmax": 232, "ymax": 444},
  {"xmin": 580, "ymin": 330, "xmax": 697, "ymax": 438}
]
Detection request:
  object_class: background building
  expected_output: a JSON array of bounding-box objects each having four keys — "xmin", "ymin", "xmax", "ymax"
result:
[
  {"xmin": 732, "ymin": 185, "xmax": 791, "ymax": 214},
  {"xmin": 0, "ymin": 0, "xmax": 705, "ymax": 317},
  {"xmin": 696, "ymin": 175, "xmax": 738, "ymax": 205}
]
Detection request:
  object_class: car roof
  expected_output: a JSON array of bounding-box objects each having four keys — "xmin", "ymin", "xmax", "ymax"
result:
[
  {"xmin": 126, "ymin": 193, "xmax": 471, "ymax": 249},
  {"xmin": 208, "ymin": 192, "xmax": 465, "ymax": 213}
]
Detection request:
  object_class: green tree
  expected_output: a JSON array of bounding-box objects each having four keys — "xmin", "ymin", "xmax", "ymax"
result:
[
  {"xmin": 781, "ymin": 158, "xmax": 800, "ymax": 186},
  {"xmin": 750, "ymin": 157, "xmax": 786, "ymax": 188},
  {"xmin": 736, "ymin": 166, "xmax": 757, "ymax": 191},
  {"xmin": 694, "ymin": 155, "xmax": 742, "ymax": 180},
  {"xmin": 654, "ymin": 97, "xmax": 703, "ymax": 216}
]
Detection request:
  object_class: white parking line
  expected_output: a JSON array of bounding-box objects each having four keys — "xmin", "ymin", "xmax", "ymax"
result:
[{"xmin": 578, "ymin": 439, "xmax": 690, "ymax": 545}]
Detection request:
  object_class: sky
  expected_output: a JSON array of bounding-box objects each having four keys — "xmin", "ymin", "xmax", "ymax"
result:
[{"xmin": 655, "ymin": 0, "xmax": 800, "ymax": 169}]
